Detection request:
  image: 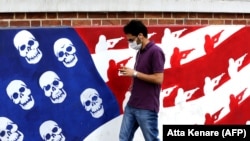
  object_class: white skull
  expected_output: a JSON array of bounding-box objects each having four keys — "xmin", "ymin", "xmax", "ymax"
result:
[
  {"xmin": 53, "ymin": 38, "xmax": 78, "ymax": 68},
  {"xmin": 39, "ymin": 71, "xmax": 67, "ymax": 104},
  {"xmin": 39, "ymin": 120, "xmax": 65, "ymax": 141},
  {"xmin": 0, "ymin": 117, "xmax": 24, "ymax": 141},
  {"xmin": 6, "ymin": 80, "xmax": 35, "ymax": 110},
  {"xmin": 13, "ymin": 30, "xmax": 42, "ymax": 64},
  {"xmin": 80, "ymin": 88, "xmax": 104, "ymax": 118}
]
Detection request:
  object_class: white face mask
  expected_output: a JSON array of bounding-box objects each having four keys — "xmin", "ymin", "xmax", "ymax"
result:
[{"xmin": 129, "ymin": 40, "xmax": 142, "ymax": 50}]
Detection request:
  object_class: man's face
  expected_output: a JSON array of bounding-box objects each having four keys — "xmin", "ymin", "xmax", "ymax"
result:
[{"xmin": 126, "ymin": 34, "xmax": 140, "ymax": 44}]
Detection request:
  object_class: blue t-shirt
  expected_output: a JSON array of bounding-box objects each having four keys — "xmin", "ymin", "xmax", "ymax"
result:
[{"xmin": 128, "ymin": 41, "xmax": 165, "ymax": 113}]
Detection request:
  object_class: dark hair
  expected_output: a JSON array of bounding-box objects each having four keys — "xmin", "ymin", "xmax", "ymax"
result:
[{"xmin": 123, "ymin": 20, "xmax": 148, "ymax": 38}]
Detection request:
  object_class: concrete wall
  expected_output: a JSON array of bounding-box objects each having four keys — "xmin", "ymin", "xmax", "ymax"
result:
[
  {"xmin": 1, "ymin": 0, "xmax": 250, "ymax": 27},
  {"xmin": 0, "ymin": 12, "xmax": 250, "ymax": 27},
  {"xmin": 1, "ymin": 0, "xmax": 250, "ymax": 13}
]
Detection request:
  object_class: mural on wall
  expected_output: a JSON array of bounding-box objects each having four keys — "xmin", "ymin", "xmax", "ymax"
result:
[{"xmin": 0, "ymin": 25, "xmax": 250, "ymax": 141}]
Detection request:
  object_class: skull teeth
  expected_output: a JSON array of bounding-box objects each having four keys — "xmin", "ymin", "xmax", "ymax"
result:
[
  {"xmin": 51, "ymin": 90, "xmax": 67, "ymax": 104},
  {"xmin": 27, "ymin": 50, "xmax": 41, "ymax": 61},
  {"xmin": 20, "ymin": 96, "xmax": 32, "ymax": 106}
]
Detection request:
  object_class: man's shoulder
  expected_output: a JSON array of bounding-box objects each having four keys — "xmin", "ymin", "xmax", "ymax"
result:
[{"xmin": 151, "ymin": 43, "xmax": 163, "ymax": 52}]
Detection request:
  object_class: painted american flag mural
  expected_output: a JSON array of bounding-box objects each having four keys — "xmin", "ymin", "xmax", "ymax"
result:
[{"xmin": 0, "ymin": 25, "xmax": 250, "ymax": 141}]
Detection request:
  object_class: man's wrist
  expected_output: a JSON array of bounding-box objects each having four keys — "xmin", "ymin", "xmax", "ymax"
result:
[{"xmin": 133, "ymin": 70, "xmax": 138, "ymax": 77}]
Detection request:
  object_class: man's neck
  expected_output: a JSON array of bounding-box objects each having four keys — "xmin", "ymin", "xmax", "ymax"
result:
[{"xmin": 141, "ymin": 39, "xmax": 150, "ymax": 50}]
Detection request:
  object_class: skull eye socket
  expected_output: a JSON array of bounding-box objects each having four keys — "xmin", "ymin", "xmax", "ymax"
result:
[
  {"xmin": 45, "ymin": 127, "xmax": 58, "ymax": 139},
  {"xmin": 66, "ymin": 46, "xmax": 72, "ymax": 52},
  {"xmin": 92, "ymin": 95, "xmax": 98, "ymax": 101},
  {"xmin": 85, "ymin": 96, "xmax": 98, "ymax": 106},
  {"xmin": 19, "ymin": 87, "xmax": 25, "ymax": 93},
  {"xmin": 0, "ymin": 131, "xmax": 5, "ymax": 137},
  {"xmin": 57, "ymin": 46, "xmax": 73, "ymax": 58},
  {"xmin": 53, "ymin": 80, "xmax": 59, "ymax": 86},
  {"xmin": 44, "ymin": 80, "xmax": 59, "ymax": 91},
  {"xmin": 28, "ymin": 40, "xmax": 34, "ymax": 46},
  {"xmin": 45, "ymin": 85, "xmax": 51, "ymax": 91},
  {"xmin": 45, "ymin": 134, "xmax": 51, "ymax": 140},
  {"xmin": 20, "ymin": 45, "xmax": 26, "ymax": 51},
  {"xmin": 85, "ymin": 100, "xmax": 91, "ymax": 106},
  {"xmin": 6, "ymin": 125, "xmax": 13, "ymax": 130},
  {"xmin": 58, "ymin": 51, "xmax": 64, "ymax": 57},
  {"xmin": 52, "ymin": 127, "xmax": 58, "ymax": 133},
  {"xmin": 13, "ymin": 92, "xmax": 19, "ymax": 99}
]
